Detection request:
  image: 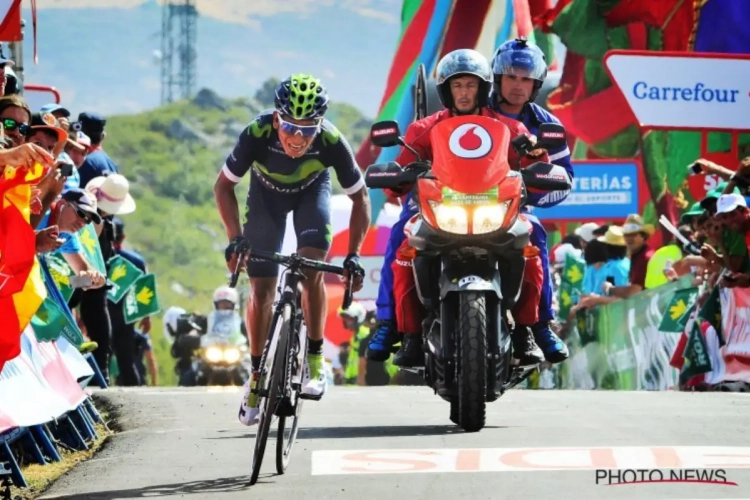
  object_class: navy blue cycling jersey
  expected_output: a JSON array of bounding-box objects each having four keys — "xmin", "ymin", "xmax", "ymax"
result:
[{"xmin": 222, "ymin": 110, "xmax": 364, "ymax": 195}]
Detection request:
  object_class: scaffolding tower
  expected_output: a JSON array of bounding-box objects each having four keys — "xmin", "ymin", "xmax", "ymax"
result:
[{"xmin": 160, "ymin": 0, "xmax": 198, "ymax": 104}]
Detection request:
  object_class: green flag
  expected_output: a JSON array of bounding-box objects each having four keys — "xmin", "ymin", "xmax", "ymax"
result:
[
  {"xmin": 31, "ymin": 297, "xmax": 84, "ymax": 345},
  {"xmin": 679, "ymin": 321, "xmax": 712, "ymax": 385},
  {"xmin": 77, "ymin": 223, "xmax": 106, "ymax": 275},
  {"xmin": 562, "ymin": 253, "xmax": 586, "ymax": 291},
  {"xmin": 107, "ymin": 255, "xmax": 144, "ymax": 304},
  {"xmin": 698, "ymin": 284, "xmax": 723, "ymax": 343},
  {"xmin": 44, "ymin": 253, "xmax": 75, "ymax": 302},
  {"xmin": 658, "ymin": 287, "xmax": 698, "ymax": 333},
  {"xmin": 123, "ymin": 273, "xmax": 160, "ymax": 324},
  {"xmin": 557, "ymin": 281, "xmax": 579, "ymax": 319}
]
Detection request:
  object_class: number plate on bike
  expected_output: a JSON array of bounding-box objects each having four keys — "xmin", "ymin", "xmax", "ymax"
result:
[{"xmin": 441, "ymin": 186, "xmax": 498, "ymax": 206}]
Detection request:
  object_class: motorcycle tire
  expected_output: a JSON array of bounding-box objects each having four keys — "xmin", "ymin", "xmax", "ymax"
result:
[{"xmin": 456, "ymin": 292, "xmax": 487, "ymax": 433}]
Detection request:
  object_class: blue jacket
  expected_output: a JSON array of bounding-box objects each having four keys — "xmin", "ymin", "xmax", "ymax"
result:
[{"xmin": 491, "ymin": 100, "xmax": 574, "ymax": 209}]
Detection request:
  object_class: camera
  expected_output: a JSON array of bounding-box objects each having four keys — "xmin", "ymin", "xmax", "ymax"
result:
[
  {"xmin": 68, "ymin": 121, "xmax": 82, "ymax": 133},
  {"xmin": 56, "ymin": 160, "xmax": 74, "ymax": 177}
]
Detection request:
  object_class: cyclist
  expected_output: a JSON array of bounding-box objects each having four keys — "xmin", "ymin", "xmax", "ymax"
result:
[
  {"xmin": 490, "ymin": 38, "xmax": 573, "ymax": 364},
  {"xmin": 367, "ymin": 48, "xmax": 547, "ymax": 367},
  {"xmin": 214, "ymin": 74, "xmax": 369, "ymax": 426}
]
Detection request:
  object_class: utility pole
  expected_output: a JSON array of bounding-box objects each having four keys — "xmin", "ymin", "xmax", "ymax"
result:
[{"xmin": 160, "ymin": 0, "xmax": 198, "ymax": 104}]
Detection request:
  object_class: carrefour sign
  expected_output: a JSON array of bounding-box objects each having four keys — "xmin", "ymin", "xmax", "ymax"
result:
[{"xmin": 604, "ymin": 50, "xmax": 750, "ymax": 130}]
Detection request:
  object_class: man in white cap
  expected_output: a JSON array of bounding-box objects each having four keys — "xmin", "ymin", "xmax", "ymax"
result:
[
  {"xmin": 714, "ymin": 193, "xmax": 750, "ymax": 288},
  {"xmin": 574, "ymin": 222, "xmax": 601, "ymax": 249}
]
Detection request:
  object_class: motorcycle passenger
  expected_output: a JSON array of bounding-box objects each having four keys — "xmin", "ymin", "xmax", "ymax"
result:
[
  {"xmin": 163, "ymin": 306, "xmax": 202, "ymax": 386},
  {"xmin": 339, "ymin": 302, "xmax": 393, "ymax": 386},
  {"xmin": 490, "ymin": 38, "xmax": 573, "ymax": 364},
  {"xmin": 214, "ymin": 74, "xmax": 369, "ymax": 426},
  {"xmin": 367, "ymin": 48, "xmax": 547, "ymax": 368}
]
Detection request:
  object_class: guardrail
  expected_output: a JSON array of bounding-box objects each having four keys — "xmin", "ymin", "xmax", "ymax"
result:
[{"xmin": 0, "ymin": 326, "xmax": 107, "ymax": 493}]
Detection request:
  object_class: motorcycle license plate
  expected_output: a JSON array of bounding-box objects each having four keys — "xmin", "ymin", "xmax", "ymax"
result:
[{"xmin": 441, "ymin": 186, "xmax": 498, "ymax": 206}]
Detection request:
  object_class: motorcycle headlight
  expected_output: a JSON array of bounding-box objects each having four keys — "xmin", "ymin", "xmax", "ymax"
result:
[
  {"xmin": 205, "ymin": 346, "xmax": 223, "ymax": 363},
  {"xmin": 428, "ymin": 201, "xmax": 469, "ymax": 234},
  {"xmin": 472, "ymin": 201, "xmax": 511, "ymax": 234},
  {"xmin": 223, "ymin": 348, "xmax": 241, "ymax": 363}
]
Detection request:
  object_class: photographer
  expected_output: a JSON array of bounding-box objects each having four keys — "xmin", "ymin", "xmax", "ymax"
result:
[
  {"xmin": 692, "ymin": 157, "xmax": 750, "ymax": 198},
  {"xmin": 163, "ymin": 306, "xmax": 208, "ymax": 386}
]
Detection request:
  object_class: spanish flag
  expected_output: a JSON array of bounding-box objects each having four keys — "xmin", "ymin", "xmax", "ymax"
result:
[{"xmin": 0, "ymin": 163, "xmax": 47, "ymax": 371}]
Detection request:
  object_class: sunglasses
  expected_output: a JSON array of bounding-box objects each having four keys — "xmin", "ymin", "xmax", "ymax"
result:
[
  {"xmin": 277, "ymin": 115, "xmax": 320, "ymax": 138},
  {"xmin": 2, "ymin": 118, "xmax": 29, "ymax": 135},
  {"xmin": 69, "ymin": 203, "xmax": 92, "ymax": 223}
]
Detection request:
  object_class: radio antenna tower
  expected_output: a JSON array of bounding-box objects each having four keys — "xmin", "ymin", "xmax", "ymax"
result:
[{"xmin": 160, "ymin": 0, "xmax": 198, "ymax": 104}]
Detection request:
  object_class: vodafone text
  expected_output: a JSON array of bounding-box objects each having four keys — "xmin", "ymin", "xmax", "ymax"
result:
[{"xmin": 596, "ymin": 469, "xmax": 733, "ymax": 485}]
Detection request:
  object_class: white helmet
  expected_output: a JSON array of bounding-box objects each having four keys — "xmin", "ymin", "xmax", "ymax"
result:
[
  {"xmin": 163, "ymin": 306, "xmax": 186, "ymax": 344},
  {"xmin": 213, "ymin": 285, "xmax": 238, "ymax": 308},
  {"xmin": 338, "ymin": 301, "xmax": 366, "ymax": 324}
]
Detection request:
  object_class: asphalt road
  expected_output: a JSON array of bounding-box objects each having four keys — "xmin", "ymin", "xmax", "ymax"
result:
[{"xmin": 40, "ymin": 386, "xmax": 750, "ymax": 500}]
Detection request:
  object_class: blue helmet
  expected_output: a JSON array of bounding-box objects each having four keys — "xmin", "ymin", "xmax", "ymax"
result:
[
  {"xmin": 492, "ymin": 38, "xmax": 547, "ymax": 102},
  {"xmin": 435, "ymin": 49, "xmax": 492, "ymax": 110}
]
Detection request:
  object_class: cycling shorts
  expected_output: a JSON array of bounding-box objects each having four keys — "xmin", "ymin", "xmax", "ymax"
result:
[{"xmin": 243, "ymin": 172, "xmax": 332, "ymax": 278}]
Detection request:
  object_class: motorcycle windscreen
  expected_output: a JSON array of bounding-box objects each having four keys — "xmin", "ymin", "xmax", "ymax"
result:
[
  {"xmin": 429, "ymin": 115, "xmax": 511, "ymax": 194},
  {"xmin": 206, "ymin": 310, "xmax": 243, "ymax": 341}
]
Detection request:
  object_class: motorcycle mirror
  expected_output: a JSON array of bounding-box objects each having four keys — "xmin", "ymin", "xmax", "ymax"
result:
[
  {"xmin": 364, "ymin": 161, "xmax": 418, "ymax": 189},
  {"xmin": 536, "ymin": 123, "xmax": 567, "ymax": 150},
  {"xmin": 521, "ymin": 162, "xmax": 573, "ymax": 192},
  {"xmin": 370, "ymin": 120, "xmax": 402, "ymax": 148}
]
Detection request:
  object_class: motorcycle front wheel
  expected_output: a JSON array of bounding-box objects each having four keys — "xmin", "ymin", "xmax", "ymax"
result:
[{"xmin": 456, "ymin": 291, "xmax": 488, "ymax": 433}]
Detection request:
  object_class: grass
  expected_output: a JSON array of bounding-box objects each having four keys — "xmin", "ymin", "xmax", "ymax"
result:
[{"xmin": 8, "ymin": 399, "xmax": 117, "ymax": 500}]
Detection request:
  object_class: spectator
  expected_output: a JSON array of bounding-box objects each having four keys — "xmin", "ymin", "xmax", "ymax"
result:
[
  {"xmin": 63, "ymin": 129, "xmax": 91, "ymax": 193},
  {"xmin": 553, "ymin": 242, "xmax": 582, "ymax": 273},
  {"xmin": 580, "ymin": 238, "xmax": 610, "ymax": 296},
  {"xmin": 26, "ymin": 112, "xmax": 68, "ymax": 155},
  {"xmin": 77, "ymin": 112, "xmax": 119, "ymax": 189},
  {"xmin": 574, "ymin": 222, "xmax": 600, "ymax": 249},
  {"xmin": 80, "ymin": 173, "xmax": 136, "ymax": 385},
  {"xmin": 607, "ymin": 214, "xmax": 654, "ymax": 298},
  {"xmin": 645, "ymin": 225, "xmax": 694, "ymax": 289},
  {"xmin": 110, "ymin": 217, "xmax": 153, "ymax": 386},
  {"xmin": 0, "ymin": 94, "xmax": 31, "ymax": 148},
  {"xmin": 714, "ymin": 194, "xmax": 750, "ymax": 284},
  {"xmin": 0, "ymin": 50, "xmax": 13, "ymax": 96}
]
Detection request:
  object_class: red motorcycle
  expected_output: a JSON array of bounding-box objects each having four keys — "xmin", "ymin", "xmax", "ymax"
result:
[{"xmin": 365, "ymin": 115, "xmax": 571, "ymax": 432}]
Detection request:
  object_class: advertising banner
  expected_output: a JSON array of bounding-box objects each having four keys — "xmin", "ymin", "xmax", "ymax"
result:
[
  {"xmin": 536, "ymin": 161, "xmax": 640, "ymax": 221},
  {"xmin": 604, "ymin": 50, "xmax": 750, "ymax": 130}
]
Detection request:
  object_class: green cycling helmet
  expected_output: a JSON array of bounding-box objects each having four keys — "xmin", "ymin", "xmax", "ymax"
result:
[{"xmin": 274, "ymin": 74, "xmax": 329, "ymax": 120}]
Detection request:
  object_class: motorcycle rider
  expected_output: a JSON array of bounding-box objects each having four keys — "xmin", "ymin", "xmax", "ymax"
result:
[
  {"xmin": 366, "ymin": 48, "xmax": 547, "ymax": 367},
  {"xmin": 490, "ymin": 38, "xmax": 573, "ymax": 363},
  {"xmin": 215, "ymin": 74, "xmax": 368, "ymax": 426}
]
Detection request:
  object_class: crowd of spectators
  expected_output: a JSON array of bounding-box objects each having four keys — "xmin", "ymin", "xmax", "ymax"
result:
[
  {"xmin": 0, "ymin": 51, "xmax": 157, "ymax": 386},
  {"xmin": 550, "ymin": 156, "xmax": 750, "ymax": 329}
]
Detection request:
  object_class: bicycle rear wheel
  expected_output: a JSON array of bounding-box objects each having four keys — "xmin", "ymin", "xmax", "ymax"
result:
[
  {"xmin": 249, "ymin": 306, "xmax": 289, "ymax": 485},
  {"xmin": 277, "ymin": 321, "xmax": 307, "ymax": 474}
]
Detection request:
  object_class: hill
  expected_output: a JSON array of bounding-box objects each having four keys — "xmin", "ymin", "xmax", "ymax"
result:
[{"xmin": 106, "ymin": 80, "xmax": 372, "ymax": 384}]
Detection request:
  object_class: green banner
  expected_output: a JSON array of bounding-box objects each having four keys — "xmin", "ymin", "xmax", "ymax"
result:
[
  {"xmin": 107, "ymin": 255, "xmax": 144, "ymax": 304},
  {"xmin": 31, "ymin": 297, "xmax": 84, "ymax": 345},
  {"xmin": 545, "ymin": 275, "xmax": 695, "ymax": 391},
  {"xmin": 44, "ymin": 253, "xmax": 75, "ymax": 302},
  {"xmin": 698, "ymin": 284, "xmax": 723, "ymax": 342},
  {"xmin": 679, "ymin": 321, "xmax": 712, "ymax": 384},
  {"xmin": 557, "ymin": 281, "xmax": 580, "ymax": 319},
  {"xmin": 77, "ymin": 223, "xmax": 107, "ymax": 275},
  {"xmin": 123, "ymin": 273, "xmax": 160, "ymax": 324},
  {"xmin": 658, "ymin": 287, "xmax": 699, "ymax": 333}
]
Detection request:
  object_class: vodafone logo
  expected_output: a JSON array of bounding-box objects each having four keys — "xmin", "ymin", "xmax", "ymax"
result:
[{"xmin": 448, "ymin": 124, "xmax": 492, "ymax": 159}]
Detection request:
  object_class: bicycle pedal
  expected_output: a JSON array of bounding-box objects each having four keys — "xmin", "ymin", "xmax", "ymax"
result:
[{"xmin": 300, "ymin": 393, "xmax": 322, "ymax": 401}]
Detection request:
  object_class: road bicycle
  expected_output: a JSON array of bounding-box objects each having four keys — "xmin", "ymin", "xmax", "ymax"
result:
[{"xmin": 229, "ymin": 247, "xmax": 362, "ymax": 485}]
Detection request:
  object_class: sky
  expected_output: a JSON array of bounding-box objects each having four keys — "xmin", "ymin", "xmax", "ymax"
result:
[{"xmin": 17, "ymin": 0, "xmax": 404, "ymax": 117}]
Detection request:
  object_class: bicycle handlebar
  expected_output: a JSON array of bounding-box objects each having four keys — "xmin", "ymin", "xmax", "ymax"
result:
[{"xmin": 228, "ymin": 247, "xmax": 363, "ymax": 310}]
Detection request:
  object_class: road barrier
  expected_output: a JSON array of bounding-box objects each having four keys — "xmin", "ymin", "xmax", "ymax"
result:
[{"xmin": 0, "ymin": 325, "xmax": 107, "ymax": 493}]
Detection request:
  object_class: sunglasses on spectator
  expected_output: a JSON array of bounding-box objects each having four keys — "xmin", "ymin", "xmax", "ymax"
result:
[
  {"xmin": 2, "ymin": 118, "xmax": 29, "ymax": 134},
  {"xmin": 277, "ymin": 115, "xmax": 320, "ymax": 138},
  {"xmin": 69, "ymin": 203, "xmax": 92, "ymax": 223}
]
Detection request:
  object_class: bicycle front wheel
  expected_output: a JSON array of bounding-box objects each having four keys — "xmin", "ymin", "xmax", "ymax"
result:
[{"xmin": 249, "ymin": 305, "xmax": 290, "ymax": 485}]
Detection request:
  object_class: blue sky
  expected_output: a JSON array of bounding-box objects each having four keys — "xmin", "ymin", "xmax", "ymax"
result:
[{"xmin": 18, "ymin": 1, "xmax": 404, "ymax": 117}]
